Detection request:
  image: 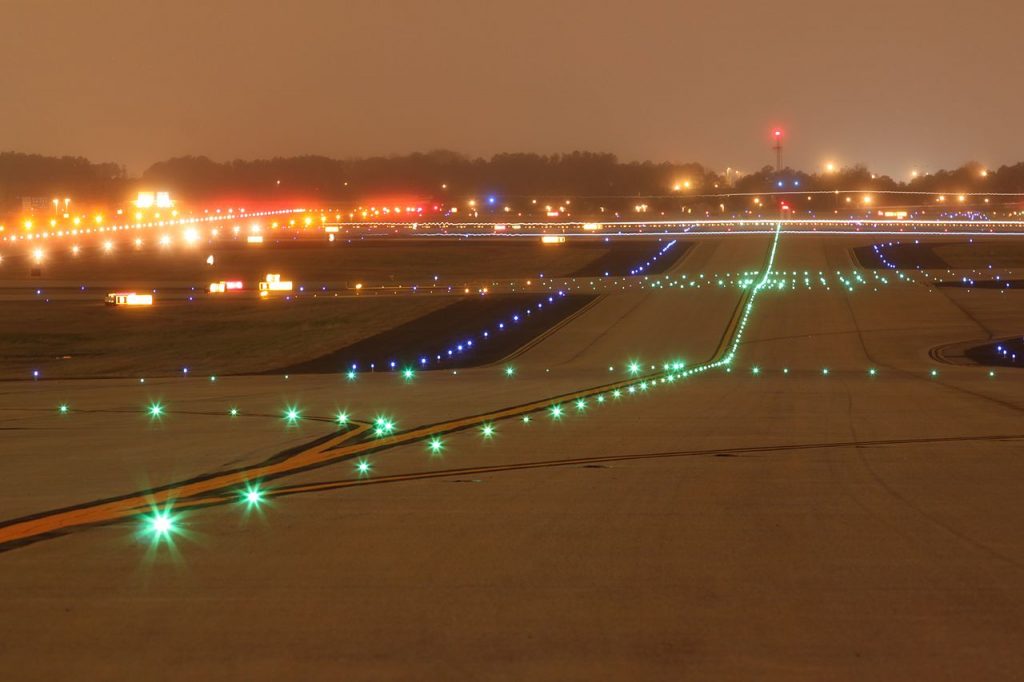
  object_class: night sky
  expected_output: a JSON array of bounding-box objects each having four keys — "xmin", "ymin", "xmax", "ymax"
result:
[{"xmin": 2, "ymin": 0, "xmax": 1021, "ymax": 176}]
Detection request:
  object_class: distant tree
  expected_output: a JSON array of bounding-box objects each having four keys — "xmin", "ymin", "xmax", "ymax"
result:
[{"xmin": 0, "ymin": 152, "xmax": 126, "ymax": 211}]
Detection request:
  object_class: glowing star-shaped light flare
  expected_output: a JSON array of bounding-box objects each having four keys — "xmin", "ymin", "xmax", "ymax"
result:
[
  {"xmin": 627, "ymin": 361, "xmax": 642, "ymax": 376},
  {"xmin": 58, "ymin": 403, "xmax": 69, "ymax": 414},
  {"xmin": 336, "ymin": 411, "xmax": 349, "ymax": 426},
  {"xmin": 355, "ymin": 459, "xmax": 372, "ymax": 476},
  {"xmin": 481, "ymin": 423, "xmax": 495, "ymax": 439},
  {"xmin": 402, "ymin": 368, "xmax": 415, "ymax": 381},
  {"xmin": 147, "ymin": 402, "xmax": 164, "ymax": 418},
  {"xmin": 229, "ymin": 407, "xmax": 239, "ymax": 417},
  {"xmin": 284, "ymin": 407, "xmax": 301, "ymax": 423},
  {"xmin": 241, "ymin": 484, "xmax": 265, "ymax": 507},
  {"xmin": 504, "ymin": 365, "xmax": 516, "ymax": 377},
  {"xmin": 427, "ymin": 436, "xmax": 444, "ymax": 454},
  {"xmin": 549, "ymin": 404, "xmax": 564, "ymax": 420},
  {"xmin": 374, "ymin": 417, "xmax": 396, "ymax": 437},
  {"xmin": 575, "ymin": 398, "xmax": 587, "ymax": 412},
  {"xmin": 346, "ymin": 370, "xmax": 357, "ymax": 381}
]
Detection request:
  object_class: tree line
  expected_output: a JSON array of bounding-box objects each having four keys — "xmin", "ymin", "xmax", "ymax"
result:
[{"xmin": 2, "ymin": 150, "xmax": 1024, "ymax": 211}]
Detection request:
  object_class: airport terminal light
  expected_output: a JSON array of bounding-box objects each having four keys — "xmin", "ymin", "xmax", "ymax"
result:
[
  {"xmin": 106, "ymin": 292, "xmax": 153, "ymax": 306},
  {"xmin": 209, "ymin": 280, "xmax": 243, "ymax": 294},
  {"xmin": 259, "ymin": 273, "xmax": 293, "ymax": 297}
]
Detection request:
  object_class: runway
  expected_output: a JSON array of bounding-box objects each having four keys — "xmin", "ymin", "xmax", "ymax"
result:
[{"xmin": 2, "ymin": 230, "xmax": 1023, "ymax": 679}]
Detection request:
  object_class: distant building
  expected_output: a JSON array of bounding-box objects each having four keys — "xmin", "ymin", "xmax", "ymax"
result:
[{"xmin": 20, "ymin": 197, "xmax": 49, "ymax": 213}]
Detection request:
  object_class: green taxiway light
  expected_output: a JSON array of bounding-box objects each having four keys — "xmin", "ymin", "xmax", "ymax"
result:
[
  {"xmin": 930, "ymin": 369, "xmax": 939, "ymax": 378},
  {"xmin": 336, "ymin": 411, "xmax": 349, "ymax": 425},
  {"xmin": 58, "ymin": 403, "xmax": 69, "ymax": 414},
  {"xmin": 427, "ymin": 436, "xmax": 444, "ymax": 454},
  {"xmin": 481, "ymin": 423, "xmax": 496, "ymax": 439},
  {"xmin": 752, "ymin": 366, "xmax": 760, "ymax": 375},
  {"xmin": 596, "ymin": 395, "xmax": 606, "ymax": 404},
  {"xmin": 147, "ymin": 402, "xmax": 164, "ymax": 418},
  {"xmin": 346, "ymin": 370, "xmax": 357, "ymax": 381},
  {"xmin": 504, "ymin": 365, "xmax": 516, "ymax": 377},
  {"xmin": 374, "ymin": 416, "xmax": 396, "ymax": 437},
  {"xmin": 522, "ymin": 415, "xmax": 531, "ymax": 424},
  {"xmin": 822, "ymin": 368, "xmax": 830, "ymax": 376},
  {"xmin": 612, "ymin": 389, "xmax": 622, "ymax": 399},
  {"xmin": 355, "ymin": 459, "xmax": 372, "ymax": 476},
  {"xmin": 241, "ymin": 483, "xmax": 265, "ymax": 507},
  {"xmin": 229, "ymin": 407, "xmax": 239, "ymax": 417},
  {"xmin": 627, "ymin": 361, "xmax": 642, "ymax": 376},
  {"xmin": 575, "ymin": 398, "xmax": 587, "ymax": 411},
  {"xmin": 868, "ymin": 368, "xmax": 877, "ymax": 376},
  {"xmin": 143, "ymin": 509, "xmax": 177, "ymax": 540},
  {"xmin": 402, "ymin": 367, "xmax": 415, "ymax": 381},
  {"xmin": 284, "ymin": 407, "xmax": 301, "ymax": 423},
  {"xmin": 549, "ymin": 404, "xmax": 563, "ymax": 420}
]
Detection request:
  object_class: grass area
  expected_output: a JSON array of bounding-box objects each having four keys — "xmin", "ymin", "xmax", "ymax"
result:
[
  {"xmin": 932, "ymin": 242, "xmax": 1024, "ymax": 269},
  {"xmin": 0, "ymin": 238, "xmax": 612, "ymax": 286},
  {"xmin": 0, "ymin": 296, "xmax": 452, "ymax": 379}
]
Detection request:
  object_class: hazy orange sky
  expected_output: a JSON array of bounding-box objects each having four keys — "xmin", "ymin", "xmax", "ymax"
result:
[{"xmin": 1, "ymin": 0, "xmax": 1021, "ymax": 176}]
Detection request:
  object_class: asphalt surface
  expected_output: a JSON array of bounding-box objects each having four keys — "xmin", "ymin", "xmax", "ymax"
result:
[{"xmin": 1, "ymin": 233, "xmax": 1023, "ymax": 680}]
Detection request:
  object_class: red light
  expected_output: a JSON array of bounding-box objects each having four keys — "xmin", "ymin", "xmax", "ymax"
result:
[{"xmin": 773, "ymin": 129, "xmax": 783, "ymax": 137}]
